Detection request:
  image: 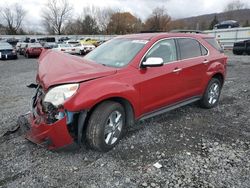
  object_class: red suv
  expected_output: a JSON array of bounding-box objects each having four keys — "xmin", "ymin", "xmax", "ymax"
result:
[{"xmin": 25, "ymin": 33, "xmax": 227, "ymax": 151}]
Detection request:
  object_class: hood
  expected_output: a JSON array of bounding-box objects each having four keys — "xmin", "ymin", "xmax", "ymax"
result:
[{"xmin": 37, "ymin": 50, "xmax": 117, "ymax": 90}]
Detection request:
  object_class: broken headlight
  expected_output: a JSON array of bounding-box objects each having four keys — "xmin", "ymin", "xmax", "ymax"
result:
[{"xmin": 44, "ymin": 83, "xmax": 79, "ymax": 107}]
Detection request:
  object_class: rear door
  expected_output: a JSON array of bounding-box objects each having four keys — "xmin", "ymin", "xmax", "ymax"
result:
[{"xmin": 176, "ymin": 38, "xmax": 209, "ymax": 98}]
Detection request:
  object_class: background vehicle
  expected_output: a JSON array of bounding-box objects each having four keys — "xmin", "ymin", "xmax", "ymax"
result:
[
  {"xmin": 19, "ymin": 43, "xmax": 28, "ymax": 55},
  {"xmin": 58, "ymin": 37, "xmax": 70, "ymax": 43},
  {"xmin": 233, "ymin": 40, "xmax": 250, "ymax": 55},
  {"xmin": 73, "ymin": 43, "xmax": 96, "ymax": 55},
  {"xmin": 214, "ymin": 20, "xmax": 239, "ymax": 29},
  {"xmin": 79, "ymin": 38, "xmax": 98, "ymax": 46},
  {"xmin": 0, "ymin": 42, "xmax": 17, "ymax": 60},
  {"xmin": 65, "ymin": 40, "xmax": 79, "ymax": 46},
  {"xmin": 37, "ymin": 37, "xmax": 56, "ymax": 47},
  {"xmin": 25, "ymin": 33, "xmax": 227, "ymax": 152},
  {"xmin": 52, "ymin": 43, "xmax": 77, "ymax": 54},
  {"xmin": 24, "ymin": 43, "xmax": 43, "ymax": 58}
]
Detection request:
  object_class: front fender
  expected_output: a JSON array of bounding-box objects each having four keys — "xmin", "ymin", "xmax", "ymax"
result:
[{"xmin": 63, "ymin": 79, "xmax": 141, "ymax": 117}]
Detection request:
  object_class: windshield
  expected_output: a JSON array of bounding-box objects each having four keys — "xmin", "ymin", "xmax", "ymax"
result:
[
  {"xmin": 29, "ymin": 43, "xmax": 42, "ymax": 47},
  {"xmin": 84, "ymin": 38, "xmax": 148, "ymax": 67}
]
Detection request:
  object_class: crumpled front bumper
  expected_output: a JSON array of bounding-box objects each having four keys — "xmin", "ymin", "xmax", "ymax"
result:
[{"xmin": 25, "ymin": 112, "xmax": 74, "ymax": 150}]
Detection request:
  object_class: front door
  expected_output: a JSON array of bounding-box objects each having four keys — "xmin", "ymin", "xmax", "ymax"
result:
[{"xmin": 138, "ymin": 39, "xmax": 185, "ymax": 114}]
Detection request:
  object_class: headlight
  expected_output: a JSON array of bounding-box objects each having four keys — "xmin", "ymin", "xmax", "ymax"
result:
[{"xmin": 44, "ymin": 83, "xmax": 79, "ymax": 106}]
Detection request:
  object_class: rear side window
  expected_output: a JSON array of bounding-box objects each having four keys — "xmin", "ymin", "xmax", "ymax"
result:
[
  {"xmin": 205, "ymin": 38, "xmax": 223, "ymax": 52},
  {"xmin": 177, "ymin": 38, "xmax": 202, "ymax": 59}
]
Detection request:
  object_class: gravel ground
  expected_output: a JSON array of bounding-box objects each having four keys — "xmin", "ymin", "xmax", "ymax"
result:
[{"xmin": 0, "ymin": 52, "xmax": 250, "ymax": 188}]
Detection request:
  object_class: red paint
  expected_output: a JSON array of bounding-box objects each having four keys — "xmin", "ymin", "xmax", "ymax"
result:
[{"xmin": 27, "ymin": 33, "xmax": 227, "ymax": 149}]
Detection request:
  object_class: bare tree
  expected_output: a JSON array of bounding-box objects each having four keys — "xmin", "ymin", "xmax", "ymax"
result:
[
  {"xmin": 144, "ymin": 7, "xmax": 171, "ymax": 31},
  {"xmin": 0, "ymin": 3, "xmax": 26, "ymax": 34},
  {"xmin": 96, "ymin": 8, "xmax": 115, "ymax": 34},
  {"xmin": 224, "ymin": 0, "xmax": 247, "ymax": 12},
  {"xmin": 80, "ymin": 6, "xmax": 115, "ymax": 34},
  {"xmin": 42, "ymin": 0, "xmax": 73, "ymax": 35}
]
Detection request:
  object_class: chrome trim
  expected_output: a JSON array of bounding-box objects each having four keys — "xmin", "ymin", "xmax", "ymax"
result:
[{"xmin": 139, "ymin": 37, "xmax": 210, "ymax": 68}]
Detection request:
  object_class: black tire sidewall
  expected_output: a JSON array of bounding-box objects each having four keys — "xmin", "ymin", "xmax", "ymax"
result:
[
  {"xmin": 201, "ymin": 78, "xmax": 222, "ymax": 108},
  {"xmin": 86, "ymin": 101, "xmax": 125, "ymax": 152}
]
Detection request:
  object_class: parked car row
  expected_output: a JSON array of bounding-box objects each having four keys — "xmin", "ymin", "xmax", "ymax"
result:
[
  {"xmin": 16, "ymin": 42, "xmax": 43, "ymax": 58},
  {"xmin": 14, "ymin": 39, "xmax": 97, "ymax": 58},
  {"xmin": 0, "ymin": 36, "xmax": 107, "ymax": 60}
]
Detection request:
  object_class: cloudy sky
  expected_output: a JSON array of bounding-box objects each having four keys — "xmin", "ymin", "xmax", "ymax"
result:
[{"xmin": 0, "ymin": 0, "xmax": 250, "ymax": 32}]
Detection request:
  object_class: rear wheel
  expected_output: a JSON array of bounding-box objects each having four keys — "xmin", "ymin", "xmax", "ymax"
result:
[
  {"xmin": 86, "ymin": 101, "xmax": 125, "ymax": 152},
  {"xmin": 200, "ymin": 78, "xmax": 222, "ymax": 109}
]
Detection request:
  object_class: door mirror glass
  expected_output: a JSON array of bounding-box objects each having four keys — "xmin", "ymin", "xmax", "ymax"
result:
[{"xmin": 142, "ymin": 57, "xmax": 164, "ymax": 68}]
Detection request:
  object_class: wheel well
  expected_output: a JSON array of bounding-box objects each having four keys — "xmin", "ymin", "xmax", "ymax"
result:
[
  {"xmin": 212, "ymin": 73, "xmax": 224, "ymax": 85},
  {"xmin": 88, "ymin": 97, "xmax": 135, "ymax": 127}
]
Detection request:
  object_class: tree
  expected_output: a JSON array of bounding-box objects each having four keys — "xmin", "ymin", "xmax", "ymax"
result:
[
  {"xmin": 81, "ymin": 6, "xmax": 115, "ymax": 34},
  {"xmin": 224, "ymin": 0, "xmax": 247, "ymax": 12},
  {"xmin": 209, "ymin": 15, "xmax": 219, "ymax": 30},
  {"xmin": 107, "ymin": 12, "xmax": 142, "ymax": 34},
  {"xmin": 96, "ymin": 8, "xmax": 115, "ymax": 34},
  {"xmin": 0, "ymin": 3, "xmax": 26, "ymax": 34},
  {"xmin": 144, "ymin": 7, "xmax": 171, "ymax": 31},
  {"xmin": 81, "ymin": 15, "xmax": 100, "ymax": 34},
  {"xmin": 42, "ymin": 0, "xmax": 73, "ymax": 35}
]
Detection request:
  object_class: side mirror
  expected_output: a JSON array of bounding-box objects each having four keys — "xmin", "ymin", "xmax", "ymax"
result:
[{"xmin": 141, "ymin": 57, "xmax": 164, "ymax": 68}]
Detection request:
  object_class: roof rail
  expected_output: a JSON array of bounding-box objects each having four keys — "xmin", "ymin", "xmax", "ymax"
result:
[
  {"xmin": 140, "ymin": 30, "xmax": 164, "ymax": 33},
  {"xmin": 170, "ymin": 30, "xmax": 206, "ymax": 34}
]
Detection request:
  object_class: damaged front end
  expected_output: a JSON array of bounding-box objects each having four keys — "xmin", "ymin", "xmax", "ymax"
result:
[{"xmin": 24, "ymin": 85, "xmax": 86, "ymax": 150}]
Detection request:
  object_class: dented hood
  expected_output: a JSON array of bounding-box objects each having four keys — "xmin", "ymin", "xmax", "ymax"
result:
[{"xmin": 37, "ymin": 50, "xmax": 117, "ymax": 90}]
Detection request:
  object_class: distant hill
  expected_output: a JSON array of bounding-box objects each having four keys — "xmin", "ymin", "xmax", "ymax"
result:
[{"xmin": 171, "ymin": 9, "xmax": 250, "ymax": 30}]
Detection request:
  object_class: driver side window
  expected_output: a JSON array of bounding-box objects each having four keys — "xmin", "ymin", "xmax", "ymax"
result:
[{"xmin": 145, "ymin": 39, "xmax": 177, "ymax": 63}]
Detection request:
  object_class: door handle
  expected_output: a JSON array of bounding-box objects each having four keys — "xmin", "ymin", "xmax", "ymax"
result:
[
  {"xmin": 173, "ymin": 68, "xmax": 182, "ymax": 73},
  {"xmin": 203, "ymin": 59, "xmax": 209, "ymax": 64}
]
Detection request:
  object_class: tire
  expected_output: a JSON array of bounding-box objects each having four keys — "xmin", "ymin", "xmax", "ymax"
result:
[
  {"xmin": 200, "ymin": 78, "xmax": 222, "ymax": 109},
  {"xmin": 86, "ymin": 101, "xmax": 125, "ymax": 152}
]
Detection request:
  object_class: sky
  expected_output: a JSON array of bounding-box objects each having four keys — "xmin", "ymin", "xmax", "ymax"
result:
[{"xmin": 0, "ymin": 0, "xmax": 250, "ymax": 32}]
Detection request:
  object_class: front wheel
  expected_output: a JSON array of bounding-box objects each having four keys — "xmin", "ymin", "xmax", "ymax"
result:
[
  {"xmin": 86, "ymin": 101, "xmax": 125, "ymax": 152},
  {"xmin": 200, "ymin": 78, "xmax": 222, "ymax": 109}
]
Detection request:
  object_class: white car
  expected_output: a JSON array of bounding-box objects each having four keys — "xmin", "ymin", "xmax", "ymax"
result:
[
  {"xmin": 73, "ymin": 43, "xmax": 96, "ymax": 55},
  {"xmin": 52, "ymin": 44, "xmax": 77, "ymax": 54},
  {"xmin": 65, "ymin": 40, "xmax": 80, "ymax": 46}
]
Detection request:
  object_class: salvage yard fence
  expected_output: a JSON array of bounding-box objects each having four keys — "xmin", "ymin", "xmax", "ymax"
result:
[{"xmin": 204, "ymin": 27, "xmax": 250, "ymax": 49}]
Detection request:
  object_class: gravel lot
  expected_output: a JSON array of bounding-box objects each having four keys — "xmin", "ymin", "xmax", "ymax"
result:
[{"xmin": 0, "ymin": 52, "xmax": 250, "ymax": 188}]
